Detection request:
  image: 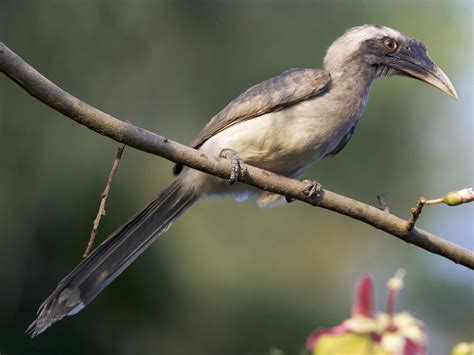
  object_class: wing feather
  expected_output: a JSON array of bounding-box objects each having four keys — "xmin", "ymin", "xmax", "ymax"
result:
[{"xmin": 173, "ymin": 68, "xmax": 331, "ymax": 175}]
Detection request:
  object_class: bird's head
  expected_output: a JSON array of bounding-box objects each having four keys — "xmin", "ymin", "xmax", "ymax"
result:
[{"xmin": 324, "ymin": 24, "xmax": 458, "ymax": 99}]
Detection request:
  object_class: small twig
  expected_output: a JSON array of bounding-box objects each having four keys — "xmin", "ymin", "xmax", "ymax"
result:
[
  {"xmin": 377, "ymin": 194, "xmax": 390, "ymax": 213},
  {"xmin": 407, "ymin": 197, "xmax": 426, "ymax": 231},
  {"xmin": 407, "ymin": 188, "xmax": 474, "ymax": 232},
  {"xmin": 83, "ymin": 144, "xmax": 126, "ymax": 257}
]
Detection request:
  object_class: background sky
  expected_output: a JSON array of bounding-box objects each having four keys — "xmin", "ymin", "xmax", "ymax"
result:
[{"xmin": 0, "ymin": 1, "xmax": 472, "ymax": 354}]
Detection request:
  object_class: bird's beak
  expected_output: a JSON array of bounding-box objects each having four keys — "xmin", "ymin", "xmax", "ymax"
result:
[{"xmin": 387, "ymin": 41, "xmax": 458, "ymax": 99}]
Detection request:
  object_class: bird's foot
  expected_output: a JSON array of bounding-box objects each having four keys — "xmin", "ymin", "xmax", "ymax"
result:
[
  {"xmin": 220, "ymin": 149, "xmax": 247, "ymax": 185},
  {"xmin": 285, "ymin": 179, "xmax": 323, "ymax": 203},
  {"xmin": 302, "ymin": 179, "xmax": 323, "ymax": 198}
]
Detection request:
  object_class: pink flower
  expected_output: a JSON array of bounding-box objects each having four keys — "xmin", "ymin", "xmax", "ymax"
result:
[{"xmin": 307, "ymin": 270, "xmax": 427, "ymax": 355}]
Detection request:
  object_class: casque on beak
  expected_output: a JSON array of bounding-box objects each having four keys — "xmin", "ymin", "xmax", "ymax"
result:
[{"xmin": 387, "ymin": 40, "xmax": 458, "ymax": 99}]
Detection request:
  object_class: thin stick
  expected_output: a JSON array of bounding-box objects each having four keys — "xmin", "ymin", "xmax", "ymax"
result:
[
  {"xmin": 83, "ymin": 144, "xmax": 126, "ymax": 257},
  {"xmin": 406, "ymin": 197, "xmax": 426, "ymax": 231}
]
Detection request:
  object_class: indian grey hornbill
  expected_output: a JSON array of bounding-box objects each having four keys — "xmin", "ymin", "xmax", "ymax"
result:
[{"xmin": 28, "ymin": 24, "xmax": 457, "ymax": 336}]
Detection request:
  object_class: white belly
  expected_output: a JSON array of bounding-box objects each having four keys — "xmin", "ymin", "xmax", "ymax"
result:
[{"xmin": 198, "ymin": 106, "xmax": 334, "ymax": 177}]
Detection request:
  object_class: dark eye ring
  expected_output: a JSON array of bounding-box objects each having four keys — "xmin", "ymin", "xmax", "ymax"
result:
[{"xmin": 383, "ymin": 37, "xmax": 398, "ymax": 51}]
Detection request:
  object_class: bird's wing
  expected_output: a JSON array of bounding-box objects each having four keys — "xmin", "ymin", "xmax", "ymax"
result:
[
  {"xmin": 325, "ymin": 124, "xmax": 357, "ymax": 158},
  {"xmin": 173, "ymin": 68, "xmax": 331, "ymax": 175},
  {"xmin": 190, "ymin": 68, "xmax": 331, "ymax": 149}
]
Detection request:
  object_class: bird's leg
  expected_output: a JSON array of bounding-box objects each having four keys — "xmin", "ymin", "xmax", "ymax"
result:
[{"xmin": 220, "ymin": 149, "xmax": 247, "ymax": 185}]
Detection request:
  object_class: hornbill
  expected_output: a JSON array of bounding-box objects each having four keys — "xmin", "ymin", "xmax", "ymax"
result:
[{"xmin": 28, "ymin": 24, "xmax": 457, "ymax": 336}]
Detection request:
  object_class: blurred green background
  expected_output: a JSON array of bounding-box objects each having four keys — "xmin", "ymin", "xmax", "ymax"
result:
[{"xmin": 0, "ymin": 1, "xmax": 472, "ymax": 354}]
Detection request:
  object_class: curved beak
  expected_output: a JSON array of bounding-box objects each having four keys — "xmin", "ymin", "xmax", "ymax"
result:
[{"xmin": 387, "ymin": 40, "xmax": 458, "ymax": 99}]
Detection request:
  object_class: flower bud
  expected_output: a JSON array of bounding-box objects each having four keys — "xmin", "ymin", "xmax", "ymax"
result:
[
  {"xmin": 443, "ymin": 188, "xmax": 474, "ymax": 206},
  {"xmin": 443, "ymin": 192, "xmax": 464, "ymax": 206}
]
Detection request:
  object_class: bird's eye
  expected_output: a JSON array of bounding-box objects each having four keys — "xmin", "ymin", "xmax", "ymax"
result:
[{"xmin": 383, "ymin": 37, "xmax": 398, "ymax": 51}]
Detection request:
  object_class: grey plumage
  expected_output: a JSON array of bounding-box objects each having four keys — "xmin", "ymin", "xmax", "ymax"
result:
[
  {"xmin": 173, "ymin": 68, "xmax": 330, "ymax": 175},
  {"xmin": 29, "ymin": 24, "xmax": 457, "ymax": 336}
]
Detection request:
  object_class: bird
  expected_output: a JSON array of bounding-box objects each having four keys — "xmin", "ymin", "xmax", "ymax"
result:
[{"xmin": 28, "ymin": 24, "xmax": 457, "ymax": 336}]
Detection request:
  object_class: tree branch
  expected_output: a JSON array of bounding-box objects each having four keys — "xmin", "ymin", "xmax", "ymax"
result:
[
  {"xmin": 1, "ymin": 42, "xmax": 473, "ymax": 269},
  {"xmin": 83, "ymin": 144, "xmax": 125, "ymax": 257}
]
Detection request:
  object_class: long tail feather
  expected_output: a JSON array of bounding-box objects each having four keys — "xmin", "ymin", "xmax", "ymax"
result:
[{"xmin": 28, "ymin": 179, "xmax": 196, "ymax": 337}]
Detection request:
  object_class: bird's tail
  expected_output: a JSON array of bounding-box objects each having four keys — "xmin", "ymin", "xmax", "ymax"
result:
[{"xmin": 27, "ymin": 179, "xmax": 197, "ymax": 337}]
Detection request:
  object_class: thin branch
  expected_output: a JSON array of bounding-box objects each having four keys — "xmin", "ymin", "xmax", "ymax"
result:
[
  {"xmin": 406, "ymin": 188, "xmax": 474, "ymax": 231},
  {"xmin": 83, "ymin": 144, "xmax": 125, "ymax": 257},
  {"xmin": 1, "ymin": 42, "xmax": 473, "ymax": 269},
  {"xmin": 407, "ymin": 197, "xmax": 426, "ymax": 231}
]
